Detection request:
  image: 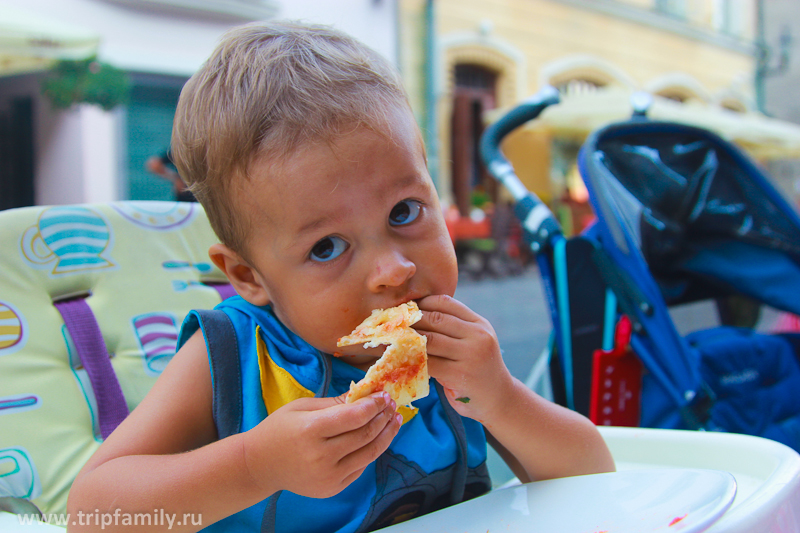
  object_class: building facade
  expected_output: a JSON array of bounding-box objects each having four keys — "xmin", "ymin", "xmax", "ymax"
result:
[
  {"xmin": 761, "ymin": 0, "xmax": 800, "ymax": 204},
  {"xmin": 0, "ymin": 0, "xmax": 399, "ymax": 209},
  {"xmin": 399, "ymin": 0, "xmax": 778, "ymax": 221}
]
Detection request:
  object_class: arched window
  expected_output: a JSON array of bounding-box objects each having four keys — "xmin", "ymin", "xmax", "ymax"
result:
[
  {"xmin": 541, "ymin": 55, "xmax": 635, "ymax": 94},
  {"xmin": 646, "ymin": 75, "xmax": 710, "ymax": 105},
  {"xmin": 555, "ymin": 78, "xmax": 602, "ymax": 97},
  {"xmin": 720, "ymin": 99, "xmax": 747, "ymax": 113},
  {"xmin": 657, "ymin": 90, "xmax": 689, "ymax": 103},
  {"xmin": 455, "ymin": 64, "xmax": 496, "ymax": 91}
]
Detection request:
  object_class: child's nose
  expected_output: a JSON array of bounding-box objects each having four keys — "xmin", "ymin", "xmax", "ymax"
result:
[{"xmin": 367, "ymin": 247, "xmax": 416, "ymax": 292}]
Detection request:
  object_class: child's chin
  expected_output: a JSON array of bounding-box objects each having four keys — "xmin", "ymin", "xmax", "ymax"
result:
[
  {"xmin": 335, "ymin": 353, "xmax": 381, "ymax": 370},
  {"xmin": 335, "ymin": 345, "xmax": 384, "ymax": 359}
]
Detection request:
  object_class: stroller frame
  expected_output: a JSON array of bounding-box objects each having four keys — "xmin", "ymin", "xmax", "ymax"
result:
[{"xmin": 481, "ymin": 87, "xmax": 800, "ymax": 448}]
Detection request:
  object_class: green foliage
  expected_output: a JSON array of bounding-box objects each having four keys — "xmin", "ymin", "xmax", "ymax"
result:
[
  {"xmin": 470, "ymin": 189, "xmax": 491, "ymax": 209},
  {"xmin": 41, "ymin": 58, "xmax": 131, "ymax": 111}
]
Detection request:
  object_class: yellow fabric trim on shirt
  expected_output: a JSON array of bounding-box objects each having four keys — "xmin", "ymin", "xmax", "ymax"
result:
[
  {"xmin": 397, "ymin": 405, "xmax": 418, "ymax": 425},
  {"xmin": 256, "ymin": 326, "xmax": 314, "ymax": 415},
  {"xmin": 255, "ymin": 325, "xmax": 420, "ymax": 424}
]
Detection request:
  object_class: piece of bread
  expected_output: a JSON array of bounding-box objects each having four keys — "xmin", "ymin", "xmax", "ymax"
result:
[{"xmin": 337, "ymin": 302, "xmax": 429, "ymax": 407}]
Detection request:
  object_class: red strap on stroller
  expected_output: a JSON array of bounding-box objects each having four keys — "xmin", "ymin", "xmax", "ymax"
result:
[{"xmin": 589, "ymin": 315, "xmax": 642, "ymax": 427}]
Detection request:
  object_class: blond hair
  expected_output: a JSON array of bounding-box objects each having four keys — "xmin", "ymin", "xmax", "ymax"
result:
[{"xmin": 171, "ymin": 20, "xmax": 410, "ymax": 256}]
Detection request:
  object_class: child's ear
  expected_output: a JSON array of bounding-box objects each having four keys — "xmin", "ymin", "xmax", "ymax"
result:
[{"xmin": 208, "ymin": 243, "xmax": 271, "ymax": 306}]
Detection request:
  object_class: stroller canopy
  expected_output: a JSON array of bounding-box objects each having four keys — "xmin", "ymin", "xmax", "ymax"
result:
[{"xmin": 581, "ymin": 120, "xmax": 800, "ymax": 317}]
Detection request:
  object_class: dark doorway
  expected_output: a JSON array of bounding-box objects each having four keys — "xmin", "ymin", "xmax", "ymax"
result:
[
  {"xmin": 0, "ymin": 97, "xmax": 35, "ymax": 211},
  {"xmin": 450, "ymin": 64, "xmax": 497, "ymax": 216}
]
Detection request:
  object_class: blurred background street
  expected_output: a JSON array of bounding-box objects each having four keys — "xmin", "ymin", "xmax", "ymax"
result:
[
  {"xmin": 456, "ymin": 268, "xmax": 550, "ymax": 383},
  {"xmin": 456, "ymin": 265, "xmax": 783, "ymax": 386}
]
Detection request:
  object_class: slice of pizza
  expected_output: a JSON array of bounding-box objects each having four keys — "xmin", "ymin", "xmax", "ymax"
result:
[{"xmin": 337, "ymin": 302, "xmax": 429, "ymax": 407}]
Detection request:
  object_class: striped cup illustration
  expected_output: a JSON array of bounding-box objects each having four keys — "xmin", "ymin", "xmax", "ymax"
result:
[
  {"xmin": 132, "ymin": 313, "xmax": 178, "ymax": 376},
  {"xmin": 21, "ymin": 206, "xmax": 114, "ymax": 275}
]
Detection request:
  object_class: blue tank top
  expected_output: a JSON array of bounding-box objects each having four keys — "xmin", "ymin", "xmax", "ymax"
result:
[{"xmin": 177, "ymin": 296, "xmax": 491, "ymax": 533}]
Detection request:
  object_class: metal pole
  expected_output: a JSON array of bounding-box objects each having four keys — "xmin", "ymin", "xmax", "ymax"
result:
[
  {"xmin": 424, "ymin": 0, "xmax": 439, "ymax": 189},
  {"xmin": 755, "ymin": 0, "xmax": 767, "ymax": 113}
]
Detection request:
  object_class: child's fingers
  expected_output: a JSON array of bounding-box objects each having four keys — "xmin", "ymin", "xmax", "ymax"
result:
[
  {"xmin": 314, "ymin": 392, "xmax": 393, "ymax": 438},
  {"xmin": 416, "ymin": 294, "xmax": 479, "ymax": 322},
  {"xmin": 339, "ymin": 466, "xmax": 369, "ymax": 492},
  {"xmin": 328, "ymin": 405, "xmax": 400, "ymax": 456},
  {"xmin": 415, "ymin": 300, "xmax": 494, "ymax": 343},
  {"xmin": 414, "ymin": 309, "xmax": 468, "ymax": 340},
  {"xmin": 286, "ymin": 394, "xmax": 345, "ymax": 414},
  {"xmin": 426, "ymin": 353, "xmax": 461, "ymax": 378},
  {"xmin": 337, "ymin": 410, "xmax": 402, "ymax": 474},
  {"xmin": 417, "ymin": 330, "xmax": 462, "ymax": 361},
  {"xmin": 427, "ymin": 357, "xmax": 473, "ymax": 398}
]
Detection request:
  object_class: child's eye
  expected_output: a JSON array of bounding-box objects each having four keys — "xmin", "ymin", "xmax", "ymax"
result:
[
  {"xmin": 310, "ymin": 236, "xmax": 348, "ymax": 262},
  {"xmin": 389, "ymin": 200, "xmax": 422, "ymax": 226}
]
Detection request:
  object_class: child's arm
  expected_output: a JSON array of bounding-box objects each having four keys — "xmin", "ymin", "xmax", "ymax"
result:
[
  {"xmin": 67, "ymin": 330, "xmax": 401, "ymax": 532},
  {"xmin": 415, "ymin": 295, "xmax": 615, "ymax": 482}
]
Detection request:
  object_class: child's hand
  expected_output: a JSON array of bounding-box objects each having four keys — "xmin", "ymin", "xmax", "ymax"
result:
[
  {"xmin": 243, "ymin": 392, "xmax": 401, "ymax": 499},
  {"xmin": 414, "ymin": 295, "xmax": 515, "ymax": 420},
  {"xmin": 415, "ymin": 295, "xmax": 616, "ymax": 481}
]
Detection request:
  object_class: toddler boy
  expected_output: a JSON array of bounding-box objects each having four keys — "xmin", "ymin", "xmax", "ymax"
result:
[{"xmin": 67, "ymin": 21, "xmax": 613, "ymax": 533}]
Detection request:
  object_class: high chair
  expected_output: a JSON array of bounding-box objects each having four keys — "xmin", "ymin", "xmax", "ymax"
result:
[{"xmin": 0, "ymin": 201, "xmax": 232, "ymax": 516}]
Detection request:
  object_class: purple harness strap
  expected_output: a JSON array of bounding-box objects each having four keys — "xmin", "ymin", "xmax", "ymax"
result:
[
  {"xmin": 206, "ymin": 283, "xmax": 237, "ymax": 301},
  {"xmin": 54, "ymin": 297, "xmax": 129, "ymax": 439}
]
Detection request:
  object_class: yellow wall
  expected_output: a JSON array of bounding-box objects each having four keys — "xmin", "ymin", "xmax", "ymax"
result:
[
  {"xmin": 409, "ymin": 0, "xmax": 757, "ymax": 207},
  {"xmin": 501, "ymin": 128, "xmax": 553, "ymax": 203},
  {"xmin": 436, "ymin": 0, "xmax": 753, "ymax": 97}
]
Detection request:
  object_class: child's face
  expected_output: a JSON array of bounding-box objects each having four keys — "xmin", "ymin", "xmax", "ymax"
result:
[{"xmin": 237, "ymin": 108, "xmax": 457, "ymax": 366}]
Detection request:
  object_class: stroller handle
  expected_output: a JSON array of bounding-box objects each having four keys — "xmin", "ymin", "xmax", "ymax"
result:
[{"xmin": 480, "ymin": 86, "xmax": 562, "ymax": 252}]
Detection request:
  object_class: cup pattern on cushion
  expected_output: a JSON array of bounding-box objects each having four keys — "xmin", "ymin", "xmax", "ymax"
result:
[
  {"xmin": 0, "ymin": 300, "xmax": 28, "ymax": 356},
  {"xmin": 132, "ymin": 313, "xmax": 179, "ymax": 376},
  {"xmin": 20, "ymin": 206, "xmax": 115, "ymax": 276},
  {"xmin": 112, "ymin": 201, "xmax": 196, "ymax": 231}
]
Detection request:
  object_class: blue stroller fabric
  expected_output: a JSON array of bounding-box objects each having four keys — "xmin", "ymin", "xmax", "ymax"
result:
[
  {"xmin": 592, "ymin": 123, "xmax": 800, "ymax": 314},
  {"xmin": 688, "ymin": 328, "xmax": 800, "ymax": 451},
  {"xmin": 683, "ymin": 241, "xmax": 800, "ymax": 317},
  {"xmin": 571, "ymin": 119, "xmax": 800, "ymax": 449}
]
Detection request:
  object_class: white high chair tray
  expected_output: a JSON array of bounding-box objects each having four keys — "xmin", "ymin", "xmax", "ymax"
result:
[{"xmin": 381, "ymin": 468, "xmax": 736, "ymax": 533}]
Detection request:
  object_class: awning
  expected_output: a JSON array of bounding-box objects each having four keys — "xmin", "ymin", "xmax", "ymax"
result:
[
  {"xmin": 498, "ymin": 88, "xmax": 800, "ymax": 161},
  {"xmin": 0, "ymin": 6, "xmax": 100, "ymax": 77}
]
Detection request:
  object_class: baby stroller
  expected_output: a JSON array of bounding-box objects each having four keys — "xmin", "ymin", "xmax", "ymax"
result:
[{"xmin": 481, "ymin": 87, "xmax": 800, "ymax": 451}]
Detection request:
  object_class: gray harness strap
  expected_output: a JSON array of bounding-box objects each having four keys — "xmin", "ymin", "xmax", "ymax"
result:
[
  {"xmin": 195, "ymin": 309, "xmax": 242, "ymax": 439},
  {"xmin": 433, "ymin": 380, "xmax": 468, "ymax": 505}
]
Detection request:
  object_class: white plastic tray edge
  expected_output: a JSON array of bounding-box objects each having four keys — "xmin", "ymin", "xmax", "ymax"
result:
[{"xmin": 598, "ymin": 426, "xmax": 800, "ymax": 532}]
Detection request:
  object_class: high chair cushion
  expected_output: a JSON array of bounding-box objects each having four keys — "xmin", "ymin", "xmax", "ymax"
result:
[{"xmin": 0, "ymin": 202, "xmax": 229, "ymax": 515}]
